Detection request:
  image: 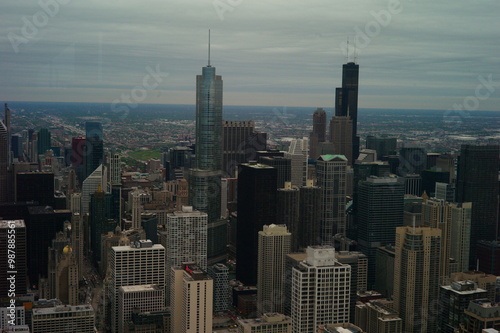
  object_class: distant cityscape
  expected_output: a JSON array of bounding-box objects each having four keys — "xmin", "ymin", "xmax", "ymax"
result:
[{"xmin": 0, "ymin": 56, "xmax": 499, "ymax": 333}]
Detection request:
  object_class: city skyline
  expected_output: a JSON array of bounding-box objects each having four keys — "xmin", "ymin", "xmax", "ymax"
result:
[{"xmin": 1, "ymin": 0, "xmax": 499, "ymax": 110}]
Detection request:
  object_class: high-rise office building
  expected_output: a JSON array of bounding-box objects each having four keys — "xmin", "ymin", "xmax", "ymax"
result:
[
  {"xmin": 237, "ymin": 313, "xmax": 292, "ymax": 333},
  {"xmin": 84, "ymin": 121, "xmax": 104, "ymax": 180},
  {"xmin": 335, "ymin": 62, "xmax": 360, "ymax": 162},
  {"xmin": 131, "ymin": 189, "xmax": 143, "ymax": 230},
  {"xmin": 298, "ymin": 180, "xmax": 322, "ymax": 249},
  {"xmin": 313, "ymin": 108, "xmax": 327, "ymax": 143},
  {"xmin": 330, "ymin": 116, "xmax": 353, "ymax": 165},
  {"xmin": 276, "ymin": 182, "xmax": 300, "ymax": 251},
  {"xmin": 165, "ymin": 206, "xmax": 208, "ymax": 291},
  {"xmin": 32, "ymin": 305, "xmax": 95, "ymax": 333},
  {"xmin": 394, "ymin": 226, "xmax": 441, "ymax": 333},
  {"xmin": 117, "ymin": 285, "xmax": 165, "ymax": 333},
  {"xmin": 357, "ymin": 176, "xmax": 404, "ymax": 289},
  {"xmin": 355, "ymin": 299, "xmax": 402, "ymax": 333},
  {"xmin": 89, "ymin": 184, "xmax": 118, "ymax": 263},
  {"xmin": 81, "ymin": 164, "xmax": 105, "ymax": 214},
  {"xmin": 110, "ymin": 240, "xmax": 165, "ymax": 333},
  {"xmin": 222, "ymin": 120, "xmax": 267, "ymax": 177},
  {"xmin": 257, "ymin": 224, "xmax": 291, "ymax": 314},
  {"xmin": 398, "ymin": 145, "xmax": 427, "ymax": 176},
  {"xmin": 456, "ymin": 144, "xmax": 500, "ymax": 265},
  {"xmin": 336, "ymin": 251, "xmax": 368, "ymax": 320},
  {"xmin": 316, "ymin": 155, "xmax": 347, "ymax": 244},
  {"xmin": 171, "ymin": 263, "xmax": 213, "ymax": 333},
  {"xmin": 37, "ymin": 128, "xmax": 51, "ymax": 155},
  {"xmin": 309, "ymin": 108, "xmax": 327, "ymax": 159},
  {"xmin": 236, "ymin": 162, "xmax": 277, "ymax": 286},
  {"xmin": 438, "ymin": 280, "xmax": 487, "ymax": 333},
  {"xmin": 435, "ymin": 182, "xmax": 455, "ymax": 202},
  {"xmin": 16, "ymin": 172, "xmax": 54, "ymax": 206},
  {"xmin": 422, "ymin": 198, "xmax": 471, "ymax": 281},
  {"xmin": 27, "ymin": 206, "xmax": 71, "ymax": 286},
  {"xmin": 208, "ymin": 263, "xmax": 230, "ymax": 313},
  {"xmin": 0, "ymin": 220, "xmax": 27, "ymax": 298},
  {"xmin": 365, "ymin": 136, "xmax": 397, "ymax": 160},
  {"xmin": 291, "ymin": 246, "xmax": 351, "ymax": 332},
  {"xmin": 259, "ymin": 156, "xmax": 291, "ymax": 189},
  {"xmin": 284, "ymin": 137, "xmax": 308, "ymax": 187},
  {"xmin": 462, "ymin": 299, "xmax": 500, "ymax": 331},
  {"xmin": 107, "ymin": 151, "xmax": 121, "ymax": 185}
]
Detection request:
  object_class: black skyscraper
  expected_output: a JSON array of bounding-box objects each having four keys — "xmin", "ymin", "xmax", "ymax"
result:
[
  {"xmin": 335, "ymin": 62, "xmax": 360, "ymax": 161},
  {"xmin": 456, "ymin": 144, "xmax": 500, "ymax": 266},
  {"xmin": 236, "ymin": 162, "xmax": 277, "ymax": 286},
  {"xmin": 357, "ymin": 176, "xmax": 404, "ymax": 289}
]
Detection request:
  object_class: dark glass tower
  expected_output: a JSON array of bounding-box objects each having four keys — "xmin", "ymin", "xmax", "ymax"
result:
[
  {"xmin": 357, "ymin": 176, "xmax": 404, "ymax": 289},
  {"xmin": 84, "ymin": 122, "xmax": 104, "ymax": 180},
  {"xmin": 236, "ymin": 163, "xmax": 277, "ymax": 286},
  {"xmin": 37, "ymin": 128, "xmax": 51, "ymax": 155},
  {"xmin": 335, "ymin": 62, "xmax": 360, "ymax": 161},
  {"xmin": 456, "ymin": 144, "xmax": 500, "ymax": 266}
]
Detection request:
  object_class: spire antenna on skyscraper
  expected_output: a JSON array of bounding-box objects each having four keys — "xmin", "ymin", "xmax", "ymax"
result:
[
  {"xmin": 208, "ymin": 29, "xmax": 211, "ymax": 67},
  {"xmin": 345, "ymin": 37, "xmax": 349, "ymax": 63}
]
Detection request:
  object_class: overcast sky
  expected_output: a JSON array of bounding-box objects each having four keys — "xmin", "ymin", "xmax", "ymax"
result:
[{"xmin": 1, "ymin": 0, "xmax": 499, "ymax": 110}]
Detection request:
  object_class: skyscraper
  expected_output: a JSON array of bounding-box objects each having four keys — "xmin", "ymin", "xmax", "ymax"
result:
[
  {"xmin": 284, "ymin": 137, "xmax": 308, "ymax": 187},
  {"xmin": 357, "ymin": 176, "xmax": 404, "ymax": 288},
  {"xmin": 222, "ymin": 120, "xmax": 267, "ymax": 177},
  {"xmin": 335, "ymin": 62, "xmax": 360, "ymax": 161},
  {"xmin": 89, "ymin": 184, "xmax": 118, "ymax": 263},
  {"xmin": 309, "ymin": 108, "xmax": 326, "ymax": 159},
  {"xmin": 37, "ymin": 128, "xmax": 51, "ymax": 155},
  {"xmin": 456, "ymin": 144, "xmax": 500, "ymax": 265},
  {"xmin": 110, "ymin": 241, "xmax": 165, "ymax": 333},
  {"xmin": 236, "ymin": 162, "xmax": 277, "ymax": 286},
  {"xmin": 394, "ymin": 226, "xmax": 441, "ymax": 333},
  {"xmin": 189, "ymin": 41, "xmax": 225, "ymax": 262},
  {"xmin": 81, "ymin": 164, "xmax": 105, "ymax": 214},
  {"xmin": 316, "ymin": 155, "xmax": 348, "ymax": 244},
  {"xmin": 257, "ymin": 224, "xmax": 291, "ymax": 314},
  {"xmin": 298, "ymin": 180, "xmax": 322, "ymax": 249},
  {"xmin": 276, "ymin": 183, "xmax": 300, "ymax": 251},
  {"xmin": 329, "ymin": 116, "xmax": 353, "ymax": 165},
  {"xmin": 291, "ymin": 246, "xmax": 351, "ymax": 332},
  {"xmin": 171, "ymin": 263, "xmax": 213, "ymax": 333},
  {"xmin": 207, "ymin": 263, "xmax": 230, "ymax": 313},
  {"xmin": 165, "ymin": 206, "xmax": 208, "ymax": 281},
  {"xmin": 84, "ymin": 121, "xmax": 104, "ymax": 180},
  {"xmin": 422, "ymin": 198, "xmax": 471, "ymax": 281}
]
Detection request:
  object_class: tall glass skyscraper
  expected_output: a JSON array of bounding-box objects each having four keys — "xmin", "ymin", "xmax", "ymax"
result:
[
  {"xmin": 84, "ymin": 121, "xmax": 104, "ymax": 180},
  {"xmin": 189, "ymin": 51, "xmax": 225, "ymax": 263},
  {"xmin": 195, "ymin": 65, "xmax": 223, "ymax": 170}
]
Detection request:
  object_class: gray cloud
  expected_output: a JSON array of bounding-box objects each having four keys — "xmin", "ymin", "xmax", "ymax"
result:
[{"xmin": 1, "ymin": 0, "xmax": 499, "ymax": 110}]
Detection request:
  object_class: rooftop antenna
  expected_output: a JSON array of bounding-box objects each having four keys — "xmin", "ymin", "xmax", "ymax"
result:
[
  {"xmin": 208, "ymin": 29, "xmax": 211, "ymax": 67},
  {"xmin": 353, "ymin": 38, "xmax": 358, "ymax": 64},
  {"xmin": 345, "ymin": 37, "xmax": 349, "ymax": 63}
]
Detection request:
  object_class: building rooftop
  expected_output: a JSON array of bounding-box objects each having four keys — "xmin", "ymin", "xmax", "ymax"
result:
[
  {"xmin": 119, "ymin": 284, "xmax": 161, "ymax": 293},
  {"xmin": 112, "ymin": 242, "xmax": 164, "ymax": 252},
  {"xmin": 33, "ymin": 304, "xmax": 94, "ymax": 315}
]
